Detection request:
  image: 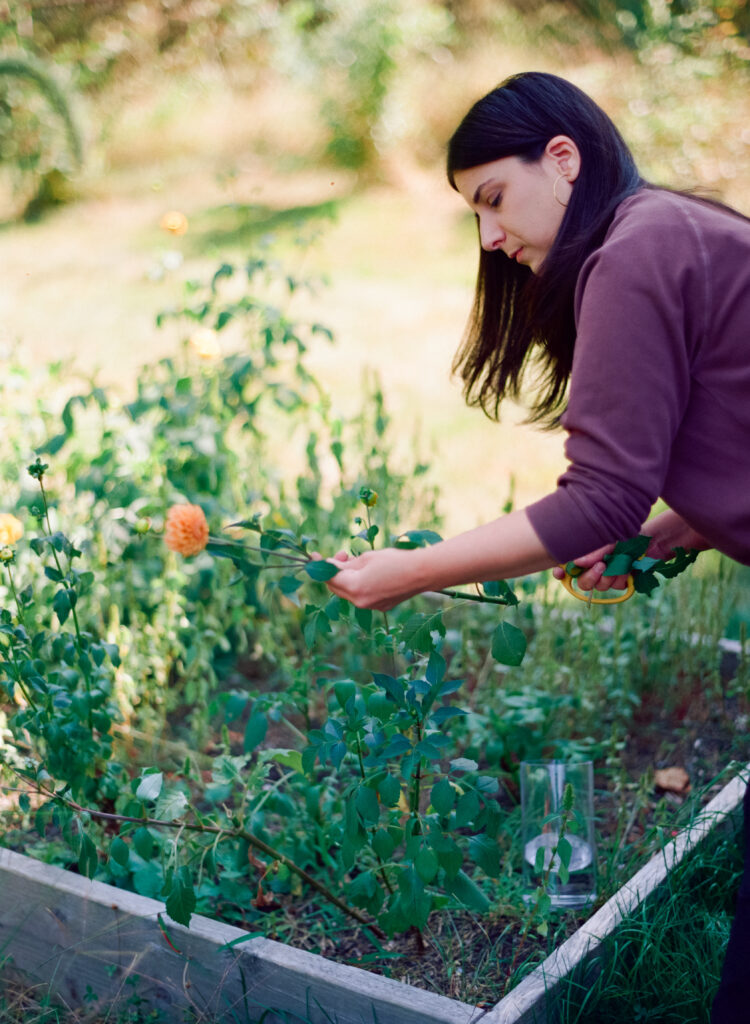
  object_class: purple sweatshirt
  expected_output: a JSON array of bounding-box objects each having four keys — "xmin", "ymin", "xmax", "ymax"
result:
[{"xmin": 525, "ymin": 187, "xmax": 750, "ymax": 567}]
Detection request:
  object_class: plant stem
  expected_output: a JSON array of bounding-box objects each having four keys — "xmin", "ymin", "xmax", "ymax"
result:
[
  {"xmin": 411, "ymin": 719, "xmax": 423, "ymax": 815},
  {"xmin": 3, "ymin": 635, "xmax": 39, "ymax": 710},
  {"xmin": 36, "ymin": 475, "xmax": 94, "ymax": 729},
  {"xmin": 4, "ymin": 563, "xmax": 26, "ymax": 627},
  {"xmin": 355, "ymin": 735, "xmax": 394, "ymax": 895},
  {"xmin": 436, "ymin": 588, "xmax": 515, "ymax": 607}
]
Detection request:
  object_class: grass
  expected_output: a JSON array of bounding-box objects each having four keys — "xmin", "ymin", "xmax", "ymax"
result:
[{"xmin": 557, "ymin": 799, "xmax": 745, "ymax": 1023}]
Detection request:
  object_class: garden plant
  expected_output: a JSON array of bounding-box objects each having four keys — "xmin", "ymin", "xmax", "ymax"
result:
[{"xmin": 0, "ymin": 245, "xmax": 747, "ymax": 1015}]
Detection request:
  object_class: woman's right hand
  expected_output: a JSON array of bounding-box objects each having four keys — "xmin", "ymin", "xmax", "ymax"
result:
[{"xmin": 552, "ymin": 509, "xmax": 712, "ymax": 594}]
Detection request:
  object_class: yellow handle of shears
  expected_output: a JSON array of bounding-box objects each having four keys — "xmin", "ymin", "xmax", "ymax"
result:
[{"xmin": 559, "ymin": 564, "xmax": 636, "ymax": 604}]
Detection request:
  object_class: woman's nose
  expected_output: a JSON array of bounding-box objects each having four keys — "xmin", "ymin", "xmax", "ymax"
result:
[{"xmin": 478, "ymin": 215, "xmax": 506, "ymax": 252}]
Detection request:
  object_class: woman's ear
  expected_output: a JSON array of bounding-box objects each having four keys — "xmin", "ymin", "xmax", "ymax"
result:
[{"xmin": 545, "ymin": 135, "xmax": 581, "ymax": 183}]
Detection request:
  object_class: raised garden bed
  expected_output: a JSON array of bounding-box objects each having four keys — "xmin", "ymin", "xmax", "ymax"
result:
[{"xmin": 1, "ymin": 764, "xmax": 745, "ymax": 1024}]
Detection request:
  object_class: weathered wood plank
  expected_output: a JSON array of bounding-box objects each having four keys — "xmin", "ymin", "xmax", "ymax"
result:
[
  {"xmin": 481, "ymin": 764, "xmax": 749, "ymax": 1024},
  {"xmin": 0, "ymin": 847, "xmax": 484, "ymax": 1024}
]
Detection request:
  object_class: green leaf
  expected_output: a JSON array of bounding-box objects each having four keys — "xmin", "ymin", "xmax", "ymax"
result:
[
  {"xmin": 556, "ymin": 835, "xmax": 573, "ymax": 870},
  {"xmin": 455, "ymin": 790, "xmax": 481, "ymax": 828},
  {"xmin": 602, "ymin": 554, "xmax": 633, "ymax": 576},
  {"xmin": 450, "ymin": 757, "xmax": 478, "ymax": 773},
  {"xmin": 345, "ymin": 796, "xmax": 363, "ymax": 841},
  {"xmin": 482, "ymin": 579, "xmax": 519, "ymax": 606},
  {"xmin": 430, "ymin": 778, "xmax": 455, "ymax": 816},
  {"xmin": 304, "ymin": 561, "xmax": 339, "ymax": 581},
  {"xmin": 38, "ymin": 432, "xmax": 67, "ymax": 456},
  {"xmin": 133, "ymin": 827, "xmax": 155, "ymax": 861},
  {"xmin": 444, "ymin": 869, "xmax": 490, "ymax": 913},
  {"xmin": 244, "ymin": 711, "xmax": 268, "ymax": 753},
  {"xmin": 136, "ymin": 772, "xmax": 163, "ymax": 802},
  {"xmin": 324, "ymin": 595, "xmax": 343, "ymax": 620},
  {"xmin": 354, "ymin": 606, "xmax": 373, "ymax": 632},
  {"xmin": 393, "ymin": 529, "xmax": 443, "ymax": 548},
  {"xmin": 78, "ymin": 833, "xmax": 98, "ymax": 879},
  {"xmin": 372, "ymin": 672, "xmax": 406, "ymax": 706},
  {"xmin": 303, "ymin": 607, "xmax": 332, "ymax": 649},
  {"xmin": 397, "ymin": 867, "xmax": 431, "ymax": 930},
  {"xmin": 378, "ymin": 774, "xmax": 402, "ymax": 807},
  {"xmin": 399, "ymin": 611, "xmax": 446, "ymax": 655},
  {"xmin": 468, "ymin": 834, "xmax": 501, "ymax": 878},
  {"xmin": 355, "ymin": 784, "xmax": 381, "ymax": 825},
  {"xmin": 110, "ymin": 836, "xmax": 130, "ymax": 867},
  {"xmin": 491, "ymin": 621, "xmax": 527, "ymax": 667},
  {"xmin": 415, "ymin": 846, "xmax": 439, "ymax": 884},
  {"xmin": 261, "ymin": 748, "xmax": 303, "ymax": 773},
  {"xmin": 165, "ymin": 866, "xmax": 196, "ymax": 927},
  {"xmin": 52, "ymin": 588, "xmax": 72, "ymax": 625},
  {"xmin": 155, "ymin": 789, "xmax": 188, "ymax": 821},
  {"xmin": 278, "ymin": 575, "xmax": 304, "ymax": 596},
  {"xmin": 429, "ymin": 706, "xmax": 467, "ymax": 727},
  {"xmin": 631, "ymin": 556, "xmax": 659, "ymax": 573},
  {"xmin": 372, "ymin": 828, "xmax": 396, "ymax": 861},
  {"xmin": 633, "ymin": 572, "xmax": 661, "ymax": 596},
  {"xmin": 433, "ymin": 836, "xmax": 463, "ymax": 879},
  {"xmin": 334, "ymin": 680, "xmax": 357, "ymax": 710}
]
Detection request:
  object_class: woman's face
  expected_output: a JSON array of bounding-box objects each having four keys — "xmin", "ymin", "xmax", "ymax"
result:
[{"xmin": 453, "ymin": 139, "xmax": 578, "ymax": 273}]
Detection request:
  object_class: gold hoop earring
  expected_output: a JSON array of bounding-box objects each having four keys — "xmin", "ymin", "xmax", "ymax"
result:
[{"xmin": 553, "ymin": 173, "xmax": 569, "ymax": 208}]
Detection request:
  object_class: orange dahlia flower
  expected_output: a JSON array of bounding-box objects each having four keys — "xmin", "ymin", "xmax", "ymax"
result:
[
  {"xmin": 165, "ymin": 504, "xmax": 209, "ymax": 557},
  {"xmin": 0, "ymin": 514, "xmax": 23, "ymax": 546},
  {"xmin": 160, "ymin": 210, "xmax": 189, "ymax": 236}
]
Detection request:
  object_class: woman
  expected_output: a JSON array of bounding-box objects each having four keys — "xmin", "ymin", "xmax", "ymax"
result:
[{"xmin": 323, "ymin": 72, "xmax": 750, "ymax": 1020}]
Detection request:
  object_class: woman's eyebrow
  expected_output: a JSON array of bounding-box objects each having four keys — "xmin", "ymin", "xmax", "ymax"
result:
[{"xmin": 473, "ymin": 179, "xmax": 493, "ymax": 204}]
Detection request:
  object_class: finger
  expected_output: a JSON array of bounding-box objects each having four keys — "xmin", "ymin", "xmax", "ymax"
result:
[
  {"xmin": 334, "ymin": 550, "xmax": 350, "ymax": 561},
  {"xmin": 599, "ymin": 572, "xmax": 630, "ymax": 591},
  {"xmin": 575, "ymin": 562, "xmax": 607, "ymax": 591},
  {"xmin": 570, "ymin": 545, "xmax": 616, "ymax": 571},
  {"xmin": 552, "ymin": 566, "xmax": 565, "ymax": 580}
]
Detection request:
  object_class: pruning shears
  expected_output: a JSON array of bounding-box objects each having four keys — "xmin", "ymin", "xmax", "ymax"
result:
[
  {"xmin": 559, "ymin": 561, "xmax": 635, "ymax": 605},
  {"xmin": 559, "ymin": 534, "xmax": 700, "ymax": 605}
]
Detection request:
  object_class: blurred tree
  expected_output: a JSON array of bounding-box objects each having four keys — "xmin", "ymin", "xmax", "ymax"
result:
[{"xmin": 0, "ymin": 51, "xmax": 83, "ymax": 219}]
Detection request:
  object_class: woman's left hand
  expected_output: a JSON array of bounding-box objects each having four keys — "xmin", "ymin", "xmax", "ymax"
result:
[{"xmin": 315, "ymin": 547, "xmax": 429, "ymax": 611}]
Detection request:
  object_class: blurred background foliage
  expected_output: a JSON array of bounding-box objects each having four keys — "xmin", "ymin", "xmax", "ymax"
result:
[
  {"xmin": 2, "ymin": 0, "xmax": 750, "ymax": 539},
  {"xmin": 1, "ymin": 0, "xmax": 750, "ymax": 217}
]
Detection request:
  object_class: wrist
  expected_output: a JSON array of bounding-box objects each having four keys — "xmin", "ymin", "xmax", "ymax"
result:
[{"xmin": 409, "ymin": 545, "xmax": 440, "ymax": 592}]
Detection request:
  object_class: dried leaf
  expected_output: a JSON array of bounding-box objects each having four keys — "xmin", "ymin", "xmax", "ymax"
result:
[{"xmin": 654, "ymin": 766, "xmax": 690, "ymax": 793}]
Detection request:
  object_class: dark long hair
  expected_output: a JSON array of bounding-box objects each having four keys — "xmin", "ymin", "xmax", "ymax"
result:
[{"xmin": 447, "ymin": 72, "xmax": 643, "ymax": 426}]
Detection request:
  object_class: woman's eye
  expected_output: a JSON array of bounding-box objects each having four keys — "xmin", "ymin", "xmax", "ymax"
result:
[{"xmin": 489, "ymin": 193, "xmax": 502, "ymax": 208}]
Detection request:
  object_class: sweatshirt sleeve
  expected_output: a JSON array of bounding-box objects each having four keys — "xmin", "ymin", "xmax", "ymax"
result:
[{"xmin": 525, "ymin": 196, "xmax": 702, "ymax": 562}]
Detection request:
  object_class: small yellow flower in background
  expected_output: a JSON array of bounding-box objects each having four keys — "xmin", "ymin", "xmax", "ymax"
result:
[
  {"xmin": 189, "ymin": 327, "xmax": 221, "ymax": 360},
  {"xmin": 0, "ymin": 547, "xmax": 14, "ymax": 564},
  {"xmin": 160, "ymin": 210, "xmax": 188, "ymax": 236},
  {"xmin": 164, "ymin": 504, "xmax": 209, "ymax": 557},
  {"xmin": 0, "ymin": 514, "xmax": 23, "ymax": 546}
]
